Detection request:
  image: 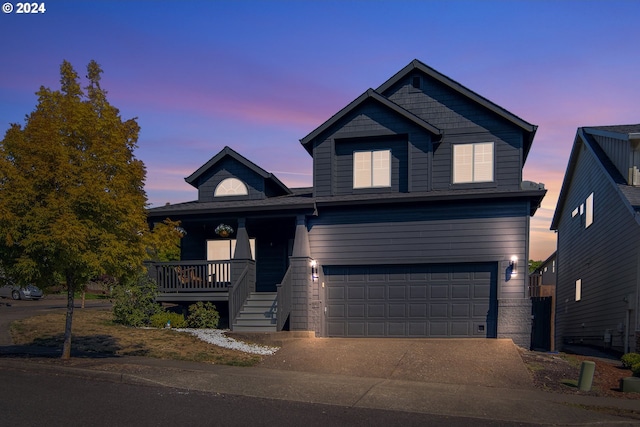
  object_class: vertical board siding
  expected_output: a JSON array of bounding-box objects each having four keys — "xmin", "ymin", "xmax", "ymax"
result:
[{"xmin": 555, "ymin": 143, "xmax": 640, "ymax": 350}]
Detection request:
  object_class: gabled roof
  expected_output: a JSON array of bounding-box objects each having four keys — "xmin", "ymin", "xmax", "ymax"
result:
[
  {"xmin": 300, "ymin": 88, "xmax": 442, "ymax": 154},
  {"xmin": 377, "ymin": 59, "xmax": 538, "ymax": 161},
  {"xmin": 551, "ymin": 126, "xmax": 640, "ymax": 230},
  {"xmin": 184, "ymin": 146, "xmax": 291, "ymax": 195}
]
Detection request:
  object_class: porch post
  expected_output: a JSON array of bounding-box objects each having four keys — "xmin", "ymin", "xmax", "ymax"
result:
[
  {"xmin": 289, "ymin": 215, "xmax": 318, "ymax": 335},
  {"xmin": 229, "ymin": 217, "xmax": 256, "ymax": 330},
  {"xmin": 234, "ymin": 218, "xmax": 252, "ymax": 260}
]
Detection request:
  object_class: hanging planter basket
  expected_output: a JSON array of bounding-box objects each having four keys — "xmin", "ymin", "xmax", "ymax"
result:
[{"xmin": 215, "ymin": 224, "xmax": 234, "ymax": 238}]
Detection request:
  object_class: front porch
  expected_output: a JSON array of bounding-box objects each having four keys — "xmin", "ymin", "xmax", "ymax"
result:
[
  {"xmin": 147, "ymin": 260, "xmax": 232, "ymax": 302},
  {"xmin": 145, "ymin": 215, "xmax": 315, "ymax": 334},
  {"xmin": 146, "ymin": 258, "xmax": 290, "ymax": 332}
]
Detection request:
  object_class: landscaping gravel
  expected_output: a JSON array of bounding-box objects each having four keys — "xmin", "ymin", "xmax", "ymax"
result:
[{"xmin": 175, "ymin": 328, "xmax": 280, "ymax": 355}]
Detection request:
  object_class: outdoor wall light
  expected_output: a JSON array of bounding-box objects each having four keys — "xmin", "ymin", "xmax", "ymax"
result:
[
  {"xmin": 510, "ymin": 256, "xmax": 518, "ymax": 277},
  {"xmin": 310, "ymin": 259, "xmax": 318, "ymax": 281}
]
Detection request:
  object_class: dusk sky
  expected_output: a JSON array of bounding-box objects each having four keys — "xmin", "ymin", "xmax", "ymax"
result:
[{"xmin": 1, "ymin": 1, "xmax": 638, "ymax": 261}]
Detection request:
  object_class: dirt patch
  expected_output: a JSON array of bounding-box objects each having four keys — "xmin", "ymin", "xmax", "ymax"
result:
[{"xmin": 519, "ymin": 349, "xmax": 639, "ymax": 400}]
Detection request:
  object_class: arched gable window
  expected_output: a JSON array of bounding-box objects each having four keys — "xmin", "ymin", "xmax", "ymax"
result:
[{"xmin": 214, "ymin": 177, "xmax": 248, "ymax": 197}]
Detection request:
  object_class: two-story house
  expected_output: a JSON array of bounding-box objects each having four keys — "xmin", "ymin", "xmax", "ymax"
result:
[
  {"xmin": 147, "ymin": 59, "xmax": 546, "ymax": 347},
  {"xmin": 551, "ymin": 125, "xmax": 640, "ymax": 354}
]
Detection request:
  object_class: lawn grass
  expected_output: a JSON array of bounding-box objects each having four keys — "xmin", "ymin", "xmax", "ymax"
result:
[{"xmin": 9, "ymin": 309, "xmax": 262, "ymax": 367}]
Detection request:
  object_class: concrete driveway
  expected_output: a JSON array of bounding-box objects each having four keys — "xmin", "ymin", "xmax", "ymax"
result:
[
  {"xmin": 236, "ymin": 334, "xmax": 534, "ymax": 389},
  {"xmin": 3, "ymin": 299, "xmax": 534, "ymax": 390}
]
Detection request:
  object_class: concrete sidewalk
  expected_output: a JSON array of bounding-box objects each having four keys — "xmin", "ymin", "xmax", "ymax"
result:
[{"xmin": 1, "ymin": 353, "xmax": 639, "ymax": 425}]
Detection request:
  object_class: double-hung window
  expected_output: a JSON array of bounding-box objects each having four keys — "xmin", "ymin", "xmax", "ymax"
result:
[
  {"xmin": 453, "ymin": 142, "xmax": 494, "ymax": 184},
  {"xmin": 353, "ymin": 149, "xmax": 391, "ymax": 189}
]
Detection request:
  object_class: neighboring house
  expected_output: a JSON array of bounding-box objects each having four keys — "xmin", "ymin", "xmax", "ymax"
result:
[
  {"xmin": 529, "ymin": 252, "xmax": 556, "ymax": 298},
  {"xmin": 147, "ymin": 59, "xmax": 546, "ymax": 347},
  {"xmin": 551, "ymin": 125, "xmax": 640, "ymax": 354}
]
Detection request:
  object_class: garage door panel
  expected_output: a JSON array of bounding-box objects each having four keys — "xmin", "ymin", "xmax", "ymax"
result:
[
  {"xmin": 473, "ymin": 302, "xmax": 490, "ymax": 317},
  {"xmin": 368, "ymin": 286, "xmax": 385, "ymax": 299},
  {"xmin": 368, "ymin": 304, "xmax": 385, "ymax": 318},
  {"xmin": 388, "ymin": 303, "xmax": 406, "ymax": 318},
  {"xmin": 324, "ymin": 263, "xmax": 497, "ymax": 338},
  {"xmin": 451, "ymin": 303, "xmax": 470, "ymax": 317},
  {"xmin": 430, "ymin": 284, "xmax": 449, "ymax": 299},
  {"xmin": 348, "ymin": 323, "xmax": 365, "ymax": 336},
  {"xmin": 388, "ymin": 322, "xmax": 406, "ymax": 336},
  {"xmin": 389, "ymin": 286, "xmax": 406, "ymax": 299},
  {"xmin": 327, "ymin": 285, "xmax": 345, "ymax": 300},
  {"xmin": 348, "ymin": 304, "xmax": 365, "ymax": 318},
  {"xmin": 409, "ymin": 322, "xmax": 427, "ymax": 336},
  {"xmin": 451, "ymin": 322, "xmax": 470, "ymax": 336},
  {"xmin": 474, "ymin": 283, "xmax": 490, "ymax": 298},
  {"xmin": 328, "ymin": 304, "xmax": 345, "ymax": 318},
  {"xmin": 430, "ymin": 303, "xmax": 448, "ymax": 317},
  {"xmin": 366, "ymin": 323, "xmax": 385, "ymax": 336},
  {"xmin": 409, "ymin": 303, "xmax": 427, "ymax": 317},
  {"xmin": 409, "ymin": 285, "xmax": 427, "ymax": 299},
  {"xmin": 451, "ymin": 284, "xmax": 470, "ymax": 299},
  {"xmin": 327, "ymin": 322, "xmax": 346, "ymax": 336},
  {"xmin": 429, "ymin": 322, "xmax": 448, "ymax": 336},
  {"xmin": 348, "ymin": 286, "xmax": 365, "ymax": 300}
]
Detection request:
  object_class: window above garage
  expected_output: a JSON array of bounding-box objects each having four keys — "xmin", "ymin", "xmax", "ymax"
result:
[
  {"xmin": 453, "ymin": 142, "xmax": 494, "ymax": 184},
  {"xmin": 353, "ymin": 149, "xmax": 391, "ymax": 189}
]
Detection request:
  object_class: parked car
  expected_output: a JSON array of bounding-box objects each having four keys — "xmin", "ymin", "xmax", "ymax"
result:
[{"xmin": 0, "ymin": 283, "xmax": 43, "ymax": 300}]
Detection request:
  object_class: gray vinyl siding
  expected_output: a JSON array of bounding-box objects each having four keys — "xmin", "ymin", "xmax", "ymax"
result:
[
  {"xmin": 196, "ymin": 157, "xmax": 266, "ymax": 202},
  {"xmin": 308, "ymin": 200, "xmax": 529, "ymax": 300},
  {"xmin": 312, "ymin": 99, "xmax": 433, "ymax": 197},
  {"xmin": 591, "ymin": 134, "xmax": 631, "ymax": 185},
  {"xmin": 555, "ymin": 144, "xmax": 640, "ymax": 351}
]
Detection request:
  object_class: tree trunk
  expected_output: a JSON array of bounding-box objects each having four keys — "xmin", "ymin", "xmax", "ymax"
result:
[{"xmin": 61, "ymin": 278, "xmax": 75, "ymax": 359}]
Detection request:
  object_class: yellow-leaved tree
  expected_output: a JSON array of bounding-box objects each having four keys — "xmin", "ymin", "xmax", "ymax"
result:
[{"xmin": 0, "ymin": 60, "xmax": 149, "ymax": 359}]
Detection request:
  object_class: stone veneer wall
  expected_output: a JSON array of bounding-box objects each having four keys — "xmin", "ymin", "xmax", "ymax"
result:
[
  {"xmin": 288, "ymin": 257, "xmax": 318, "ymax": 334},
  {"xmin": 497, "ymin": 298, "xmax": 532, "ymax": 348}
]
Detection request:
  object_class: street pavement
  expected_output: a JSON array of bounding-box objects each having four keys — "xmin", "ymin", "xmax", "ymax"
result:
[{"xmin": 1, "ymin": 297, "xmax": 639, "ymax": 425}]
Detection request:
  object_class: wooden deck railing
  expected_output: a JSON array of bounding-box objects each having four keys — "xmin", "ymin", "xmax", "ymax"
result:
[
  {"xmin": 147, "ymin": 260, "xmax": 231, "ymax": 293},
  {"xmin": 276, "ymin": 265, "xmax": 292, "ymax": 331}
]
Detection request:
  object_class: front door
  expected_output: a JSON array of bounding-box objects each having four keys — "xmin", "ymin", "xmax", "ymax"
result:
[{"xmin": 255, "ymin": 239, "xmax": 288, "ymax": 292}]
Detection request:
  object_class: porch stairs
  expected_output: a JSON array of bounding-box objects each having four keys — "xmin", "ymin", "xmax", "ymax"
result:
[{"xmin": 232, "ymin": 292, "xmax": 277, "ymax": 332}]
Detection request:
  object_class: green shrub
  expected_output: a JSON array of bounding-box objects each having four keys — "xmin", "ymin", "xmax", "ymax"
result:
[
  {"xmin": 632, "ymin": 363, "xmax": 640, "ymax": 377},
  {"xmin": 111, "ymin": 274, "xmax": 162, "ymax": 327},
  {"xmin": 186, "ymin": 301, "xmax": 220, "ymax": 328},
  {"xmin": 621, "ymin": 353, "xmax": 640, "ymax": 369},
  {"xmin": 149, "ymin": 311, "xmax": 186, "ymax": 329}
]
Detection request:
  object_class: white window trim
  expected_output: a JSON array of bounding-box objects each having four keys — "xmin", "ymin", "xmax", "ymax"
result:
[
  {"xmin": 575, "ymin": 279, "xmax": 582, "ymax": 301},
  {"xmin": 453, "ymin": 142, "xmax": 494, "ymax": 184},
  {"xmin": 214, "ymin": 177, "xmax": 248, "ymax": 197},
  {"xmin": 353, "ymin": 149, "xmax": 391, "ymax": 189}
]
